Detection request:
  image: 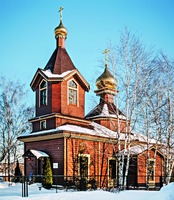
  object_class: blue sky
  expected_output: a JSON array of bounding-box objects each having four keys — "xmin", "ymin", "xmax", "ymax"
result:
[{"xmin": 0, "ymin": 0, "xmax": 174, "ymax": 113}]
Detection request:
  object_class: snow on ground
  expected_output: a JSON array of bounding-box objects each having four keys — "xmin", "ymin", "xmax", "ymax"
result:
[{"xmin": 0, "ymin": 181, "xmax": 174, "ymax": 200}]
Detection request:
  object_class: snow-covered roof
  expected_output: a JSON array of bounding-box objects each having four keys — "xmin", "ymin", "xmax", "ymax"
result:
[
  {"xmin": 130, "ymin": 131, "xmax": 157, "ymax": 143},
  {"xmin": 157, "ymin": 146, "xmax": 174, "ymax": 157},
  {"xmin": 19, "ymin": 122, "xmax": 156, "ymax": 145},
  {"xmin": 120, "ymin": 144, "xmax": 152, "ymax": 155},
  {"xmin": 40, "ymin": 69, "xmax": 73, "ymax": 79},
  {"xmin": 94, "ymin": 103, "xmax": 126, "ymax": 119},
  {"xmin": 85, "ymin": 102, "xmax": 126, "ymax": 120},
  {"xmin": 30, "ymin": 150, "xmax": 49, "ymax": 159},
  {"xmin": 120, "ymin": 143, "xmax": 166, "ymax": 156},
  {"xmin": 21, "ymin": 122, "xmax": 120, "ymax": 139}
]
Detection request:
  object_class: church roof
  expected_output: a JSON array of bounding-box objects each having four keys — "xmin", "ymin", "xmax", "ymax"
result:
[
  {"xmin": 44, "ymin": 47, "xmax": 76, "ymax": 75},
  {"xmin": 19, "ymin": 122, "xmax": 120, "ymax": 140},
  {"xmin": 119, "ymin": 144, "xmax": 164, "ymax": 156},
  {"xmin": 85, "ymin": 101, "xmax": 126, "ymax": 120},
  {"xmin": 120, "ymin": 144, "xmax": 152, "ymax": 155},
  {"xmin": 18, "ymin": 121, "xmax": 155, "ymax": 144}
]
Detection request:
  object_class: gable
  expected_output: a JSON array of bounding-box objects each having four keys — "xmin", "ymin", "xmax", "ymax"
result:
[{"xmin": 30, "ymin": 68, "xmax": 90, "ymax": 92}]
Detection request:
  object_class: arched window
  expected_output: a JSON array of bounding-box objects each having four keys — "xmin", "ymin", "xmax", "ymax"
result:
[
  {"xmin": 68, "ymin": 80, "xmax": 77, "ymax": 105},
  {"xmin": 39, "ymin": 80, "xmax": 47, "ymax": 106}
]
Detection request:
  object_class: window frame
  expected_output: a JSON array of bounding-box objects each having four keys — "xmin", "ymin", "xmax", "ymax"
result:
[
  {"xmin": 146, "ymin": 158, "xmax": 155, "ymax": 183},
  {"xmin": 78, "ymin": 154, "xmax": 90, "ymax": 178},
  {"xmin": 40, "ymin": 120, "xmax": 46, "ymax": 130},
  {"xmin": 107, "ymin": 157, "xmax": 118, "ymax": 187},
  {"xmin": 108, "ymin": 158, "xmax": 117, "ymax": 179},
  {"xmin": 39, "ymin": 79, "xmax": 48, "ymax": 107},
  {"xmin": 67, "ymin": 79, "xmax": 78, "ymax": 106}
]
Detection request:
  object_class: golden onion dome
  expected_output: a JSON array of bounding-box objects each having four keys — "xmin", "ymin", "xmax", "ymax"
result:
[
  {"xmin": 54, "ymin": 20, "xmax": 68, "ymax": 38},
  {"xmin": 96, "ymin": 65, "xmax": 117, "ymax": 90}
]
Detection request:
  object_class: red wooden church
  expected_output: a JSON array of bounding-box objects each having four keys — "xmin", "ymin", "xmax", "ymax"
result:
[{"xmin": 18, "ymin": 8, "xmax": 164, "ymax": 189}]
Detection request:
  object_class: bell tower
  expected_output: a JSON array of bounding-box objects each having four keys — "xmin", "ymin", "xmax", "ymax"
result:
[{"xmin": 29, "ymin": 7, "xmax": 90, "ymax": 133}]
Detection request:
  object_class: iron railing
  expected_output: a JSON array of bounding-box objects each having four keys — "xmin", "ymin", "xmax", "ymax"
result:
[{"xmin": 0, "ymin": 175, "xmax": 173, "ymax": 197}]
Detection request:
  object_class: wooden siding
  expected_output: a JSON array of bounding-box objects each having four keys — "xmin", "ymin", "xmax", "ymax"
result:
[
  {"xmin": 137, "ymin": 149, "xmax": 163, "ymax": 185},
  {"xmin": 25, "ymin": 138, "xmax": 64, "ymax": 176},
  {"xmin": 60, "ymin": 78, "xmax": 85, "ymax": 118},
  {"xmin": 51, "ymin": 82, "xmax": 61, "ymax": 113},
  {"xmin": 36, "ymin": 81, "xmax": 52, "ymax": 116},
  {"xmin": 93, "ymin": 119, "xmax": 130, "ymax": 132}
]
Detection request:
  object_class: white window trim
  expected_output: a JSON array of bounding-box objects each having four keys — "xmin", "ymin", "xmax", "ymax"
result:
[
  {"xmin": 146, "ymin": 158, "xmax": 155, "ymax": 183},
  {"xmin": 78, "ymin": 154, "xmax": 90, "ymax": 177},
  {"xmin": 107, "ymin": 157, "xmax": 118, "ymax": 187},
  {"xmin": 67, "ymin": 79, "xmax": 79, "ymax": 106},
  {"xmin": 39, "ymin": 79, "xmax": 48, "ymax": 107}
]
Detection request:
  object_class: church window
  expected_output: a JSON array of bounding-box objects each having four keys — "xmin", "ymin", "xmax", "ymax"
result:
[
  {"xmin": 78, "ymin": 154, "xmax": 90, "ymax": 178},
  {"xmin": 39, "ymin": 80, "xmax": 47, "ymax": 106},
  {"xmin": 68, "ymin": 80, "xmax": 77, "ymax": 105},
  {"xmin": 40, "ymin": 120, "xmax": 46, "ymax": 130},
  {"xmin": 147, "ymin": 159, "xmax": 155, "ymax": 182}
]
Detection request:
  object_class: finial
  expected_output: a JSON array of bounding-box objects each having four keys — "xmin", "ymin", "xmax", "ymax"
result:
[
  {"xmin": 103, "ymin": 48, "xmax": 110, "ymax": 67},
  {"xmin": 58, "ymin": 6, "xmax": 64, "ymax": 21}
]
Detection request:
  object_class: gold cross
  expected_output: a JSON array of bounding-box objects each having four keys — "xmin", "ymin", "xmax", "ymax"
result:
[
  {"xmin": 103, "ymin": 48, "xmax": 110, "ymax": 66},
  {"xmin": 58, "ymin": 6, "xmax": 64, "ymax": 21}
]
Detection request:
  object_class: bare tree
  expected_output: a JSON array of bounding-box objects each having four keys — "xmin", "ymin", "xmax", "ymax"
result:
[
  {"xmin": 89, "ymin": 28, "xmax": 174, "ymax": 188},
  {"xmin": 139, "ymin": 52, "xmax": 174, "ymax": 185},
  {"xmin": 108, "ymin": 28, "xmax": 153, "ymax": 187},
  {"xmin": 157, "ymin": 53, "xmax": 174, "ymax": 184},
  {"xmin": 0, "ymin": 77, "xmax": 34, "ymax": 179}
]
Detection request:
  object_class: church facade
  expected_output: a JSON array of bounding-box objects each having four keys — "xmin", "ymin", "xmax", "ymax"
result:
[{"xmin": 18, "ymin": 8, "xmax": 164, "ymax": 189}]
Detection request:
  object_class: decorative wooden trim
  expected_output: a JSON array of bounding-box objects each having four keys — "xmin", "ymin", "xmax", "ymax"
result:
[
  {"xmin": 30, "ymin": 69, "xmax": 90, "ymax": 92},
  {"xmin": 29, "ymin": 113, "xmax": 91, "ymax": 124},
  {"xmin": 19, "ymin": 133, "xmax": 64, "ymax": 142},
  {"xmin": 19, "ymin": 131, "xmax": 123, "ymax": 144}
]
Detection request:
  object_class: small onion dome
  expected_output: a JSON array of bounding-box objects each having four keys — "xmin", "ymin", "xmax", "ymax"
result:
[
  {"xmin": 96, "ymin": 65, "xmax": 117, "ymax": 90},
  {"xmin": 54, "ymin": 20, "xmax": 68, "ymax": 38}
]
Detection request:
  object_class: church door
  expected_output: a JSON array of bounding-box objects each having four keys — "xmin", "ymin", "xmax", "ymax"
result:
[{"xmin": 108, "ymin": 158, "xmax": 118, "ymax": 187}]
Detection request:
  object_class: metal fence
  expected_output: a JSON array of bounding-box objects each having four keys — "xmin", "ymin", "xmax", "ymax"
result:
[{"xmin": 0, "ymin": 175, "xmax": 174, "ymax": 197}]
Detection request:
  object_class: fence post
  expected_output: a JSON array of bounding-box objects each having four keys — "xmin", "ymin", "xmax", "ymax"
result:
[
  {"xmin": 160, "ymin": 176, "xmax": 163, "ymax": 188},
  {"xmin": 22, "ymin": 176, "xmax": 28, "ymax": 197}
]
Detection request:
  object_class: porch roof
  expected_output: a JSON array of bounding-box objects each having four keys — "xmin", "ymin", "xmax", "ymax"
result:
[{"xmin": 23, "ymin": 149, "xmax": 49, "ymax": 159}]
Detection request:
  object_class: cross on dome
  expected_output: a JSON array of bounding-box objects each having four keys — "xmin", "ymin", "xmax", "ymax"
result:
[
  {"xmin": 54, "ymin": 6, "xmax": 68, "ymax": 41},
  {"xmin": 58, "ymin": 6, "xmax": 64, "ymax": 21},
  {"xmin": 103, "ymin": 48, "xmax": 110, "ymax": 67}
]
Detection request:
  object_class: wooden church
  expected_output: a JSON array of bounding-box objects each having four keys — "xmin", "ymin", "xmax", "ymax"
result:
[{"xmin": 18, "ymin": 7, "xmax": 164, "ymax": 189}]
